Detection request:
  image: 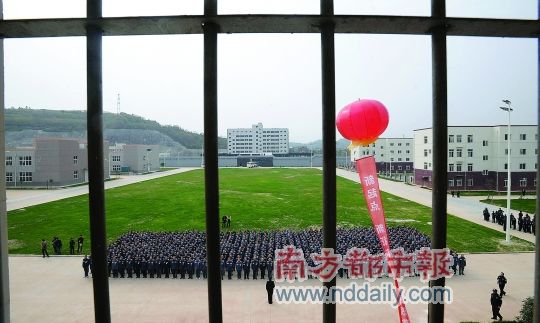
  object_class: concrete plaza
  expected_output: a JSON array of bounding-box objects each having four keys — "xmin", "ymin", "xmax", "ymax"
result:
[{"xmin": 8, "ymin": 253, "xmax": 534, "ymax": 323}]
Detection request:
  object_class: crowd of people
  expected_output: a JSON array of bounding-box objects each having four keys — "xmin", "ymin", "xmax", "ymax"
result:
[
  {"xmin": 103, "ymin": 227, "xmax": 431, "ymax": 279},
  {"xmin": 482, "ymin": 207, "xmax": 535, "ymax": 234}
]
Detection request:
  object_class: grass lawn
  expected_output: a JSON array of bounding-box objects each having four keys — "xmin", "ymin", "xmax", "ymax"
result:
[
  {"xmin": 480, "ymin": 198, "xmax": 537, "ymax": 214},
  {"xmin": 7, "ymin": 168, "xmax": 534, "ymax": 254}
]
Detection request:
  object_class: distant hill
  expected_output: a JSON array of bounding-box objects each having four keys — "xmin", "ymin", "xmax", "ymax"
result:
[
  {"xmin": 290, "ymin": 139, "xmax": 350, "ymax": 150},
  {"xmin": 4, "ymin": 108, "xmax": 227, "ymax": 149}
]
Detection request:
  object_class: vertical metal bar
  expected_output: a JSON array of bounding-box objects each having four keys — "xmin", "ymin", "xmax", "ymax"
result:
[
  {"xmin": 534, "ymin": 1, "xmax": 540, "ymax": 321},
  {"xmin": 86, "ymin": 1, "xmax": 111, "ymax": 322},
  {"xmin": 428, "ymin": 0, "xmax": 448, "ymax": 322},
  {"xmin": 0, "ymin": 0, "xmax": 9, "ymax": 320},
  {"xmin": 203, "ymin": 1, "xmax": 222, "ymax": 322},
  {"xmin": 321, "ymin": 1, "xmax": 336, "ymax": 322}
]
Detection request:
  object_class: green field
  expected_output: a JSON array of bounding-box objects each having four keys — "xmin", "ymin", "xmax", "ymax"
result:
[
  {"xmin": 7, "ymin": 168, "xmax": 534, "ymax": 254},
  {"xmin": 480, "ymin": 198, "xmax": 537, "ymax": 214}
]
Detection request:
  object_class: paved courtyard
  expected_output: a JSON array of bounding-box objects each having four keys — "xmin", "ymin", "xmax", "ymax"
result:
[{"xmin": 8, "ymin": 253, "xmax": 534, "ymax": 323}]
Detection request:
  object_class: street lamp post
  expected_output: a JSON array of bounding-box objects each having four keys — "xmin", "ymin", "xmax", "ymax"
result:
[{"xmin": 500, "ymin": 99, "xmax": 513, "ymax": 243}]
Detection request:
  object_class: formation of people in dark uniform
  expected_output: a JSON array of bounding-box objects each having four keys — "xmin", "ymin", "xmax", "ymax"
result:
[
  {"xmin": 483, "ymin": 207, "xmax": 535, "ymax": 235},
  {"xmin": 104, "ymin": 226, "xmax": 431, "ymax": 280}
]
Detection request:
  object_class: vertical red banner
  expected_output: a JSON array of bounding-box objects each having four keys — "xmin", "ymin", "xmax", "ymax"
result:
[{"xmin": 356, "ymin": 156, "xmax": 411, "ymax": 323}]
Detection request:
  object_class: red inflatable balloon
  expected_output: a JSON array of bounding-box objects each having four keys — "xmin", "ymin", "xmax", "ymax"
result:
[{"xmin": 336, "ymin": 99, "xmax": 389, "ymax": 146}]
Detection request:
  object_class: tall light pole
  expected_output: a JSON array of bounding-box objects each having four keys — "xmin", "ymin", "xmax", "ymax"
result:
[{"xmin": 500, "ymin": 99, "xmax": 513, "ymax": 243}]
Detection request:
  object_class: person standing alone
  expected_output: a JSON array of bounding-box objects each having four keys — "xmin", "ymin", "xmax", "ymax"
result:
[{"xmin": 266, "ymin": 278, "xmax": 275, "ymax": 304}]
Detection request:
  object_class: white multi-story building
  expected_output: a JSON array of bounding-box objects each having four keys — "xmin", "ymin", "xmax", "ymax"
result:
[
  {"xmin": 350, "ymin": 137, "xmax": 414, "ymax": 180},
  {"xmin": 227, "ymin": 123, "xmax": 289, "ymax": 155},
  {"xmin": 414, "ymin": 125, "xmax": 538, "ymax": 191}
]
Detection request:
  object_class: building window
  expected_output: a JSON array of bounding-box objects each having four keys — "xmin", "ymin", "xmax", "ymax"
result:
[
  {"xmin": 19, "ymin": 156, "xmax": 32, "ymax": 166},
  {"xmin": 456, "ymin": 135, "xmax": 462, "ymax": 143},
  {"xmin": 397, "ymin": 143, "xmax": 402, "ymax": 146},
  {"xmin": 73, "ymin": 170, "xmax": 79, "ymax": 179},
  {"xmin": 19, "ymin": 172, "xmax": 32, "ymax": 182},
  {"xmin": 448, "ymin": 164, "xmax": 454, "ymax": 172},
  {"xmin": 504, "ymin": 134, "xmax": 510, "ymax": 140},
  {"xmin": 406, "ymin": 143, "xmax": 410, "ymax": 146},
  {"xmin": 448, "ymin": 149, "xmax": 454, "ymax": 158},
  {"xmin": 456, "ymin": 178, "xmax": 463, "ymax": 186},
  {"xmin": 505, "ymin": 149, "xmax": 510, "ymax": 155},
  {"xmin": 519, "ymin": 163, "xmax": 526, "ymax": 170},
  {"xmin": 423, "ymin": 162, "xmax": 428, "ymax": 170},
  {"xmin": 398, "ymin": 158, "xmax": 402, "ymax": 161},
  {"xmin": 504, "ymin": 179, "xmax": 508, "ymax": 187},
  {"xmin": 456, "ymin": 148, "xmax": 462, "ymax": 158},
  {"xmin": 6, "ymin": 172, "xmax": 13, "ymax": 182},
  {"xmin": 398, "ymin": 166, "xmax": 402, "ymax": 171},
  {"xmin": 467, "ymin": 149, "xmax": 473, "ymax": 157},
  {"xmin": 504, "ymin": 163, "xmax": 508, "ymax": 170},
  {"xmin": 73, "ymin": 156, "xmax": 78, "ymax": 164},
  {"xmin": 467, "ymin": 163, "xmax": 473, "ymax": 172},
  {"xmin": 467, "ymin": 178, "xmax": 473, "ymax": 187},
  {"xmin": 390, "ymin": 158, "xmax": 394, "ymax": 162},
  {"xmin": 467, "ymin": 135, "xmax": 473, "ymax": 143},
  {"xmin": 398, "ymin": 150, "xmax": 402, "ymax": 154},
  {"xmin": 5, "ymin": 156, "xmax": 12, "ymax": 166},
  {"xmin": 424, "ymin": 149, "xmax": 428, "ymax": 157},
  {"xmin": 482, "ymin": 170, "xmax": 488, "ymax": 176},
  {"xmin": 482, "ymin": 140, "xmax": 488, "ymax": 146},
  {"xmin": 405, "ymin": 166, "xmax": 410, "ymax": 171},
  {"xmin": 448, "ymin": 135, "xmax": 454, "ymax": 143},
  {"xmin": 390, "ymin": 143, "xmax": 394, "ymax": 146},
  {"xmin": 424, "ymin": 136, "xmax": 428, "ymax": 144},
  {"xmin": 390, "ymin": 166, "xmax": 394, "ymax": 171},
  {"xmin": 406, "ymin": 150, "xmax": 410, "ymax": 154},
  {"xmin": 483, "ymin": 155, "xmax": 488, "ymax": 161},
  {"xmin": 519, "ymin": 134, "xmax": 526, "ymax": 140},
  {"xmin": 405, "ymin": 158, "xmax": 409, "ymax": 161},
  {"xmin": 520, "ymin": 178, "xmax": 527, "ymax": 187},
  {"xmin": 448, "ymin": 179, "xmax": 454, "ymax": 187},
  {"xmin": 456, "ymin": 163, "xmax": 462, "ymax": 172},
  {"xmin": 520, "ymin": 149, "xmax": 526, "ymax": 155}
]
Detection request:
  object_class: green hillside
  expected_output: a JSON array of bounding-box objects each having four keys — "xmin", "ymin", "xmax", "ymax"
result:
[{"xmin": 5, "ymin": 108, "xmax": 226, "ymax": 149}]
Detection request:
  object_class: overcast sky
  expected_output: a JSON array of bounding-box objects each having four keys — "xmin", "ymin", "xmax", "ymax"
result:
[{"xmin": 3, "ymin": 0, "xmax": 538, "ymax": 143}]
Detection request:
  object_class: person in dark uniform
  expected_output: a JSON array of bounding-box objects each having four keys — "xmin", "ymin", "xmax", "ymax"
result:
[
  {"xmin": 164, "ymin": 259, "xmax": 170, "ymax": 278},
  {"xmin": 82, "ymin": 255, "xmax": 91, "ymax": 277},
  {"xmin": 118, "ymin": 259, "xmax": 125, "ymax": 278},
  {"xmin": 497, "ymin": 272, "xmax": 507, "ymax": 296},
  {"xmin": 179, "ymin": 258, "xmax": 186, "ymax": 279},
  {"xmin": 186, "ymin": 258, "xmax": 194, "ymax": 279},
  {"xmin": 69, "ymin": 238, "xmax": 75, "ymax": 255},
  {"xmin": 194, "ymin": 259, "xmax": 201, "ymax": 279},
  {"xmin": 41, "ymin": 239, "xmax": 50, "ymax": 258},
  {"xmin": 266, "ymin": 258, "xmax": 274, "ymax": 280},
  {"xmin": 156, "ymin": 258, "xmax": 163, "ymax": 278},
  {"xmin": 266, "ymin": 278, "xmax": 275, "ymax": 304},
  {"xmin": 141, "ymin": 258, "xmax": 148, "ymax": 278},
  {"xmin": 490, "ymin": 289, "xmax": 503, "ymax": 320},
  {"xmin": 201, "ymin": 260, "xmax": 207, "ymax": 279},
  {"xmin": 259, "ymin": 259, "xmax": 267, "ymax": 280},
  {"xmin": 133, "ymin": 258, "xmax": 140, "ymax": 278},
  {"xmin": 227, "ymin": 216, "xmax": 231, "ymax": 228},
  {"xmin": 251, "ymin": 259, "xmax": 259, "ymax": 280},
  {"xmin": 451, "ymin": 253, "xmax": 458, "ymax": 275},
  {"xmin": 125, "ymin": 258, "xmax": 132, "ymax": 278},
  {"xmin": 243, "ymin": 259, "xmax": 250, "ymax": 279},
  {"xmin": 171, "ymin": 257, "xmax": 178, "ymax": 279},
  {"xmin": 235, "ymin": 259, "xmax": 243, "ymax": 279},
  {"xmin": 77, "ymin": 235, "xmax": 84, "ymax": 254},
  {"xmin": 458, "ymin": 254, "xmax": 466, "ymax": 275},
  {"xmin": 226, "ymin": 258, "xmax": 234, "ymax": 280},
  {"xmin": 148, "ymin": 258, "xmax": 155, "ymax": 278},
  {"xmin": 220, "ymin": 257, "xmax": 226, "ymax": 280},
  {"xmin": 111, "ymin": 259, "xmax": 119, "ymax": 278}
]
